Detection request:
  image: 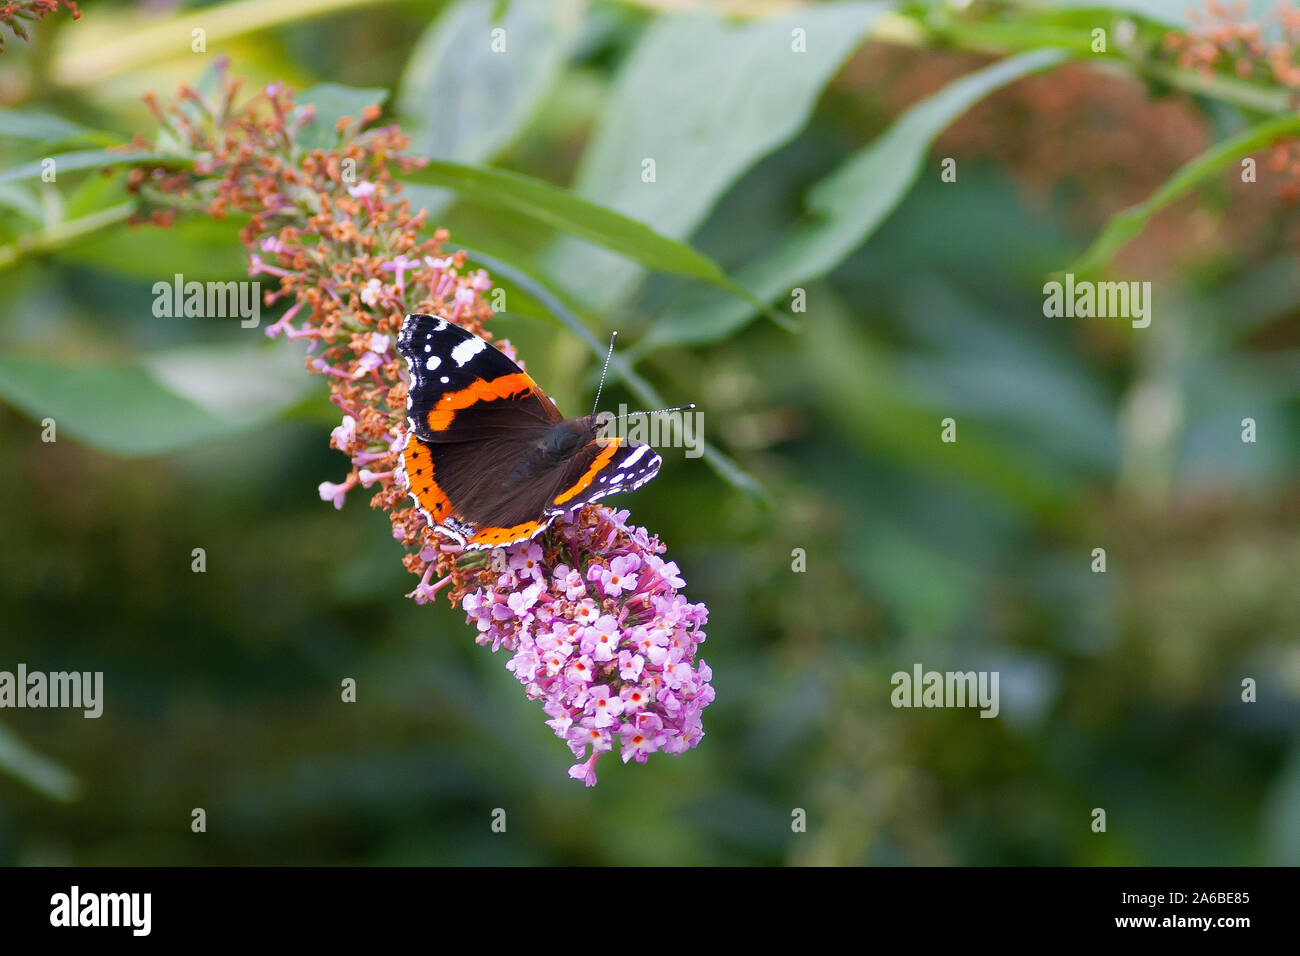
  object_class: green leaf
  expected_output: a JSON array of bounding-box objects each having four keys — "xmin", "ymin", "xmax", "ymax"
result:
[
  {"xmin": 0, "ymin": 723, "xmax": 80, "ymax": 802},
  {"xmin": 294, "ymin": 84, "xmax": 391, "ymax": 152},
  {"xmin": 637, "ymin": 47, "xmax": 1073, "ymax": 354},
  {"xmin": 0, "ymin": 356, "xmax": 229, "ymax": 456},
  {"xmin": 0, "ymin": 149, "xmax": 184, "ymax": 187},
  {"xmin": 138, "ymin": 342, "xmax": 316, "ymax": 428},
  {"xmin": 402, "ymin": 160, "xmax": 771, "ymax": 316},
  {"xmin": 63, "ymin": 166, "xmax": 130, "ymax": 220},
  {"xmin": 1067, "ymin": 112, "xmax": 1300, "ymax": 276},
  {"xmin": 1046, "ymin": 0, "xmax": 1271, "ymax": 28},
  {"xmin": 541, "ymin": 1, "xmax": 891, "ymax": 311},
  {"xmin": 1267, "ymin": 739, "xmax": 1300, "ymax": 865},
  {"xmin": 397, "ymin": 0, "xmax": 581, "ymax": 166},
  {"xmin": 0, "ymin": 204, "xmax": 134, "ymax": 271},
  {"xmin": 0, "ymin": 183, "xmax": 44, "ymax": 223},
  {"xmin": 0, "ymin": 108, "xmax": 103, "ymax": 146},
  {"xmin": 0, "ymin": 344, "xmax": 312, "ymax": 457},
  {"xmin": 805, "ymin": 295, "xmax": 1074, "ymax": 522},
  {"xmin": 52, "ymin": 214, "xmax": 248, "ymax": 280}
]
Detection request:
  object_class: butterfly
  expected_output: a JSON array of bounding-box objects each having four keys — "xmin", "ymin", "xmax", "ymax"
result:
[{"xmin": 397, "ymin": 313, "xmax": 664, "ymax": 550}]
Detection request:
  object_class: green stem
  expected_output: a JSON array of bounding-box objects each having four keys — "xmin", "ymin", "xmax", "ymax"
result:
[
  {"xmin": 1069, "ymin": 110, "xmax": 1300, "ymax": 275},
  {"xmin": 871, "ymin": 11, "xmax": 1294, "ymax": 116},
  {"xmin": 0, "ymin": 203, "xmax": 133, "ymax": 270},
  {"xmin": 49, "ymin": 0, "xmax": 392, "ymax": 89}
]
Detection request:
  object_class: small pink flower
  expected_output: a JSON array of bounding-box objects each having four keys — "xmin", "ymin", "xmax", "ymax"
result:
[
  {"xmin": 619, "ymin": 719, "xmax": 662, "ymax": 764},
  {"xmin": 587, "ymin": 685, "xmax": 624, "ymax": 728},
  {"xmin": 565, "ymin": 655, "xmax": 595, "ymax": 684},
  {"xmin": 508, "ymin": 581, "xmax": 543, "ymax": 616},
  {"xmin": 648, "ymin": 556, "xmax": 685, "ymax": 589},
  {"xmin": 553, "ymin": 565, "xmax": 587, "ymax": 600},
  {"xmin": 381, "ymin": 255, "xmax": 415, "ymax": 294},
  {"xmin": 357, "ymin": 468, "xmax": 391, "ymax": 488},
  {"xmin": 360, "ymin": 278, "xmax": 383, "ymax": 307},
  {"xmin": 592, "ymin": 554, "xmax": 639, "ymax": 596},
  {"xmin": 352, "ymin": 351, "xmax": 383, "ymax": 378},
  {"xmin": 572, "ymin": 599, "xmax": 599, "ymax": 626},
  {"xmin": 331, "ymin": 415, "xmax": 357, "ymax": 452},
  {"xmin": 318, "ymin": 476, "xmax": 356, "ymax": 509},
  {"xmin": 547, "ymin": 712, "xmax": 574, "ymax": 737},
  {"xmin": 620, "ymin": 684, "xmax": 651, "ymax": 713},
  {"xmin": 509, "ymin": 543, "xmax": 545, "ymax": 580},
  {"xmin": 582, "ymin": 614, "xmax": 620, "ymax": 663},
  {"xmin": 618, "ymin": 649, "xmax": 645, "ymax": 681},
  {"xmin": 568, "ymin": 754, "xmax": 600, "ymax": 787}
]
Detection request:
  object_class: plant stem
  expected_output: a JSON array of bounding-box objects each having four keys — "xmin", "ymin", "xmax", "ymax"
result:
[
  {"xmin": 0, "ymin": 203, "xmax": 133, "ymax": 270},
  {"xmin": 871, "ymin": 11, "xmax": 1293, "ymax": 115},
  {"xmin": 49, "ymin": 0, "xmax": 391, "ymax": 88}
]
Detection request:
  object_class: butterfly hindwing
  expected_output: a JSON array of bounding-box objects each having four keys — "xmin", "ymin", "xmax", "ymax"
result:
[
  {"xmin": 546, "ymin": 437, "xmax": 662, "ymax": 515},
  {"xmin": 452, "ymin": 437, "xmax": 661, "ymax": 550}
]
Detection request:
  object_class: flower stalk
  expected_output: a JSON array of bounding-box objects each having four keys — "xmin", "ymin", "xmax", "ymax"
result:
[{"xmin": 129, "ymin": 62, "xmax": 713, "ymax": 785}]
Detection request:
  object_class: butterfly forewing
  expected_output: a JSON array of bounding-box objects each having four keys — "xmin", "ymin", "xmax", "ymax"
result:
[{"xmin": 399, "ymin": 313, "xmax": 560, "ymax": 442}]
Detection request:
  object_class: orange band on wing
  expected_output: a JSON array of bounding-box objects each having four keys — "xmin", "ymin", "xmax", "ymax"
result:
[
  {"xmin": 468, "ymin": 520, "xmax": 546, "ymax": 547},
  {"xmin": 426, "ymin": 373, "xmax": 537, "ymax": 432},
  {"xmin": 552, "ymin": 437, "xmax": 623, "ymax": 506},
  {"xmin": 403, "ymin": 434, "xmax": 452, "ymax": 519}
]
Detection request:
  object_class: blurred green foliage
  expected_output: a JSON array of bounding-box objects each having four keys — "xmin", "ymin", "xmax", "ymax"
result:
[{"xmin": 0, "ymin": 0, "xmax": 1297, "ymax": 865}]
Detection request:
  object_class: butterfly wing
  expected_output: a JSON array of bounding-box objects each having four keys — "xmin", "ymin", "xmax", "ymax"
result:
[
  {"xmin": 544, "ymin": 436, "xmax": 662, "ymax": 516},
  {"xmin": 399, "ymin": 313, "xmax": 567, "ymax": 548},
  {"xmin": 397, "ymin": 313, "xmax": 663, "ymax": 550},
  {"xmin": 401, "ymin": 431, "xmax": 557, "ymax": 548},
  {"xmin": 399, "ymin": 313, "xmax": 561, "ymax": 442}
]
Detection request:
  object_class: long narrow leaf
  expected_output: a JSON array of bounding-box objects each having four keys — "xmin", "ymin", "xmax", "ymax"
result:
[
  {"xmin": 402, "ymin": 160, "xmax": 780, "ymax": 322},
  {"xmin": 637, "ymin": 47, "xmax": 1073, "ymax": 355},
  {"xmin": 0, "ymin": 149, "xmax": 186, "ymax": 186},
  {"xmin": 1068, "ymin": 112, "xmax": 1300, "ymax": 276}
]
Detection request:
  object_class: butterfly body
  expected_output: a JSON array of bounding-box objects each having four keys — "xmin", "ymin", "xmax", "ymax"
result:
[{"xmin": 397, "ymin": 313, "xmax": 662, "ymax": 550}]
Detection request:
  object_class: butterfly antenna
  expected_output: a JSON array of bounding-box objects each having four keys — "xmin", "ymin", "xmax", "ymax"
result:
[
  {"xmin": 616, "ymin": 403, "xmax": 696, "ymax": 419},
  {"xmin": 591, "ymin": 331, "xmax": 618, "ymax": 416}
]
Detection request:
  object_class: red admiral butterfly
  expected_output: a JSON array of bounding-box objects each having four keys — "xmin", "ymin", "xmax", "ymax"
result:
[{"xmin": 397, "ymin": 313, "xmax": 666, "ymax": 550}]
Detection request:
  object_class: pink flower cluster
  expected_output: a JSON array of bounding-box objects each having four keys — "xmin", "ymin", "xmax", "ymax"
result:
[{"xmin": 461, "ymin": 507, "xmax": 713, "ymax": 786}]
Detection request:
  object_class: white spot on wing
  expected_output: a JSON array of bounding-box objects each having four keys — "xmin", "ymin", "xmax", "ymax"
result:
[
  {"xmin": 451, "ymin": 336, "xmax": 487, "ymax": 367},
  {"xmin": 621, "ymin": 444, "xmax": 650, "ymax": 468},
  {"xmin": 425, "ymin": 355, "xmax": 441, "ymax": 371}
]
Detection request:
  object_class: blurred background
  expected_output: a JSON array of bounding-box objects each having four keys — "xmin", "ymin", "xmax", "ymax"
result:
[{"xmin": 1, "ymin": 0, "xmax": 1298, "ymax": 865}]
